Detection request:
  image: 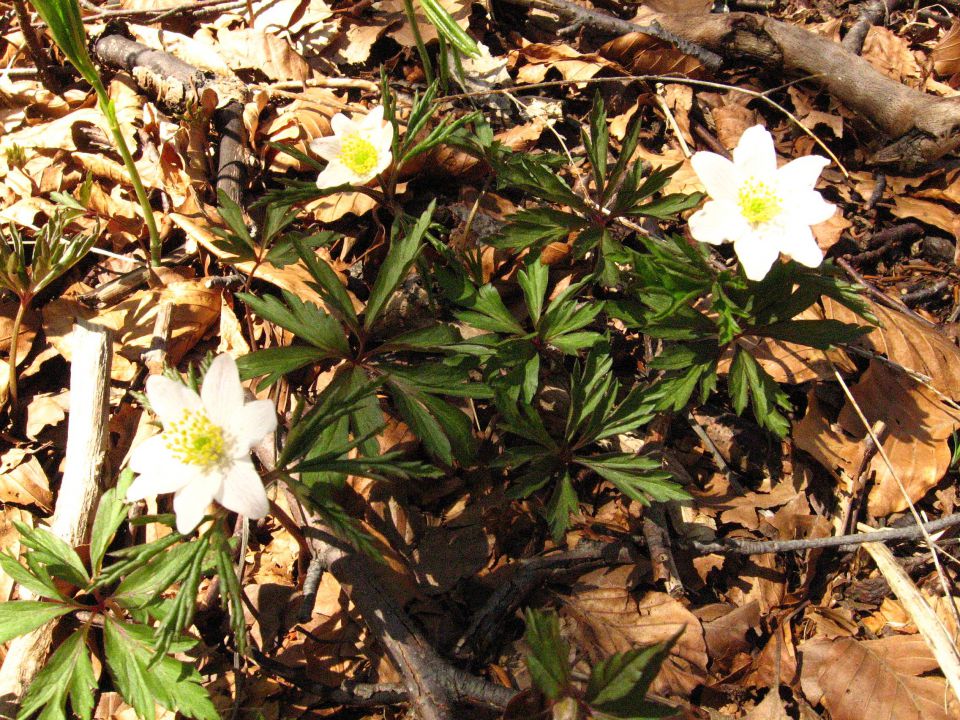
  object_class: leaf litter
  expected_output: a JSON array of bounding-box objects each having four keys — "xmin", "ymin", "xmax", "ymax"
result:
[{"xmin": 1, "ymin": 0, "xmax": 960, "ymax": 717}]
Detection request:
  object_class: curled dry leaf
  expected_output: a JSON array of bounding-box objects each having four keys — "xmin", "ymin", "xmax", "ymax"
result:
[
  {"xmin": 215, "ymin": 28, "xmax": 311, "ymax": 82},
  {"xmin": 563, "ymin": 565, "xmax": 708, "ymax": 696},
  {"xmin": 799, "ymin": 635, "xmax": 957, "ymax": 720},
  {"xmin": 823, "ymin": 296, "xmax": 960, "ymax": 398},
  {"xmin": 512, "ymin": 42, "xmax": 619, "ymax": 84},
  {"xmin": 43, "ymin": 280, "xmax": 222, "ymax": 382},
  {"xmin": 600, "ymin": 33, "xmax": 705, "ymax": 77},
  {"xmin": 0, "ymin": 448, "xmax": 52, "ymax": 512},
  {"xmin": 861, "ymin": 26, "xmax": 923, "ymax": 85},
  {"xmin": 932, "ymin": 21, "xmax": 960, "ymax": 77}
]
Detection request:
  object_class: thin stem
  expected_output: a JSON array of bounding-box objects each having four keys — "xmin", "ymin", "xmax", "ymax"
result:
[
  {"xmin": 402, "ymin": 0, "xmax": 435, "ymax": 86},
  {"xmin": 7, "ymin": 296, "xmax": 30, "ymax": 409},
  {"xmin": 95, "ymin": 88, "xmax": 163, "ymax": 266}
]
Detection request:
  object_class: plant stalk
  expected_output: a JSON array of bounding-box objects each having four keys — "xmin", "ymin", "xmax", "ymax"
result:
[
  {"xmin": 7, "ymin": 296, "xmax": 30, "ymax": 409},
  {"xmin": 402, "ymin": 0, "xmax": 435, "ymax": 86}
]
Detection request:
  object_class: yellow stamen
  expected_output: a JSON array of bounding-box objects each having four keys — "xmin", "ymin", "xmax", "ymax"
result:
[
  {"xmin": 737, "ymin": 178, "xmax": 783, "ymax": 225},
  {"xmin": 164, "ymin": 409, "xmax": 227, "ymax": 468},
  {"xmin": 340, "ymin": 133, "xmax": 379, "ymax": 177}
]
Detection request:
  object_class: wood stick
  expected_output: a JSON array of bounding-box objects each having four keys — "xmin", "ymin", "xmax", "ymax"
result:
[{"xmin": 0, "ymin": 322, "xmax": 112, "ymax": 715}]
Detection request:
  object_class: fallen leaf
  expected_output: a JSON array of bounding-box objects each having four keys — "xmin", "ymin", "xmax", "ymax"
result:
[
  {"xmin": 25, "ymin": 390, "xmax": 69, "ymax": 440},
  {"xmin": 861, "ymin": 26, "xmax": 923, "ymax": 85},
  {"xmin": 600, "ymin": 33, "xmax": 705, "ymax": 77},
  {"xmin": 0, "ymin": 447, "xmax": 52, "ymax": 511},
  {"xmin": 742, "ymin": 689, "xmax": 790, "ymax": 720},
  {"xmin": 799, "ymin": 635, "xmax": 957, "ymax": 720},
  {"xmin": 215, "ymin": 28, "xmax": 311, "ymax": 82},
  {"xmin": 564, "ymin": 565, "xmax": 708, "ymax": 696},
  {"xmin": 932, "ymin": 21, "xmax": 960, "ymax": 77}
]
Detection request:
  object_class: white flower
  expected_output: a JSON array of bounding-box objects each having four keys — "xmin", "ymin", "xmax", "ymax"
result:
[
  {"xmin": 688, "ymin": 125, "xmax": 837, "ymax": 281},
  {"xmin": 126, "ymin": 354, "xmax": 277, "ymax": 534},
  {"xmin": 310, "ymin": 105, "xmax": 394, "ymax": 189}
]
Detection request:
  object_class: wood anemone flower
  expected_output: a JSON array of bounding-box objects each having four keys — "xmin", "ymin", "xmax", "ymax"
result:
[
  {"xmin": 126, "ymin": 354, "xmax": 277, "ymax": 534},
  {"xmin": 688, "ymin": 124, "xmax": 837, "ymax": 281},
  {"xmin": 310, "ymin": 105, "xmax": 394, "ymax": 189}
]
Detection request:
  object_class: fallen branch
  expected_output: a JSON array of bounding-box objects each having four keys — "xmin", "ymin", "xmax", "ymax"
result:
[
  {"xmin": 689, "ymin": 512, "xmax": 960, "ymax": 554},
  {"xmin": 0, "ymin": 322, "xmax": 112, "ymax": 716}
]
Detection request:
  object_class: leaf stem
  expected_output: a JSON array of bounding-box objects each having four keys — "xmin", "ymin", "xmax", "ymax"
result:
[
  {"xmin": 402, "ymin": 0, "xmax": 435, "ymax": 86},
  {"xmin": 7, "ymin": 295, "xmax": 30, "ymax": 409}
]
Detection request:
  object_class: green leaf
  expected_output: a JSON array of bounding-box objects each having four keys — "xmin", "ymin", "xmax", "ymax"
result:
[
  {"xmin": 18, "ymin": 628, "xmax": 96, "ymax": 720},
  {"xmin": 90, "ymin": 468, "xmax": 134, "ymax": 574},
  {"xmin": 454, "ymin": 283, "xmax": 526, "ymax": 335},
  {"xmin": 576, "ymin": 454, "xmax": 688, "ymax": 504},
  {"xmin": 294, "ymin": 235, "xmax": 359, "ymax": 332},
  {"xmin": 518, "ymin": 258, "xmax": 548, "ymax": 325},
  {"xmin": 545, "ymin": 473, "xmax": 580, "ymax": 542},
  {"xmin": 14, "ymin": 523, "xmax": 89, "ymax": 589},
  {"xmin": 586, "ymin": 638, "xmax": 678, "ymax": 719},
  {"xmin": 103, "ymin": 619, "xmax": 218, "ymax": 720},
  {"xmin": 240, "ymin": 290, "xmax": 349, "ymax": 356},
  {"xmin": 0, "ymin": 601, "xmax": 72, "ymax": 644},
  {"xmin": 419, "ymin": 0, "xmax": 479, "ymax": 55},
  {"xmin": 584, "ymin": 92, "xmax": 608, "ymax": 196},
  {"xmin": 114, "ymin": 536, "xmax": 206, "ymax": 608},
  {"xmin": 237, "ymin": 346, "xmax": 331, "ymax": 389},
  {"xmin": 727, "ymin": 349, "xmax": 791, "ymax": 436},
  {"xmin": 0, "ymin": 553, "xmax": 63, "ymax": 601},
  {"xmin": 493, "ymin": 208, "xmax": 584, "ymax": 251},
  {"xmin": 748, "ymin": 319, "xmax": 873, "ymax": 348},
  {"xmin": 523, "ymin": 609, "xmax": 571, "ymax": 700},
  {"xmin": 365, "ymin": 203, "xmax": 435, "ymax": 330}
]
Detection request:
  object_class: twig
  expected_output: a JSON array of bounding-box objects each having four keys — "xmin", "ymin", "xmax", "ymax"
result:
[
  {"xmin": 689, "ymin": 513, "xmax": 960, "ymax": 554},
  {"xmin": 835, "ymin": 256, "xmax": 937, "ymax": 327},
  {"xmin": 10, "ymin": 0, "xmax": 60, "ymax": 92},
  {"xmin": 85, "ymin": 0, "xmax": 245, "ymax": 21},
  {"xmin": 842, "ymin": 0, "xmax": 901, "ymax": 55},
  {"xmin": 838, "ymin": 420, "xmax": 885, "ymax": 536},
  {"xmin": 215, "ymin": 101, "xmax": 246, "ymax": 205},
  {"xmin": 902, "ymin": 278, "xmax": 951, "ymax": 306},
  {"xmin": 845, "ymin": 221, "xmax": 922, "ymax": 264},
  {"xmin": 643, "ymin": 504, "xmax": 683, "ymax": 596},
  {"xmin": 0, "ymin": 322, "xmax": 112, "ymax": 715},
  {"xmin": 500, "ymin": 0, "xmax": 723, "ymax": 71}
]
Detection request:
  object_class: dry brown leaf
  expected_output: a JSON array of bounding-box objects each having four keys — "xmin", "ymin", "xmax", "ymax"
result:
[
  {"xmin": 800, "ymin": 635, "xmax": 957, "ymax": 720},
  {"xmin": 25, "ymin": 390, "xmax": 69, "ymax": 440},
  {"xmin": 513, "ymin": 43, "xmax": 618, "ymax": 84},
  {"xmin": 823, "ymin": 296, "xmax": 960, "ymax": 398},
  {"xmin": 787, "ymin": 87, "xmax": 843, "ymax": 138},
  {"xmin": 861, "ymin": 26, "xmax": 923, "ymax": 85},
  {"xmin": 215, "ymin": 28, "xmax": 311, "ymax": 82},
  {"xmin": 43, "ymin": 280, "xmax": 222, "ymax": 382},
  {"xmin": 742, "ymin": 689, "xmax": 790, "ymax": 720},
  {"xmin": 642, "ymin": 0, "xmax": 711, "ymax": 13},
  {"xmin": 329, "ymin": 23, "xmax": 384, "ymax": 65},
  {"xmin": 169, "ymin": 212, "xmax": 325, "ymax": 305},
  {"xmin": 812, "ymin": 212, "xmax": 850, "ymax": 252},
  {"xmin": 932, "ymin": 21, "xmax": 960, "ymax": 77},
  {"xmin": 600, "ymin": 33, "xmax": 704, "ymax": 77},
  {"xmin": 0, "ymin": 448, "xmax": 52, "ymax": 512},
  {"xmin": 128, "ymin": 24, "xmax": 236, "ymax": 76},
  {"xmin": 891, "ymin": 195, "xmax": 958, "ymax": 236},
  {"xmin": 698, "ymin": 601, "xmax": 761, "ymax": 666},
  {"xmin": 564, "ymin": 565, "xmax": 708, "ymax": 696},
  {"xmin": 307, "ymin": 190, "xmax": 378, "ymax": 222}
]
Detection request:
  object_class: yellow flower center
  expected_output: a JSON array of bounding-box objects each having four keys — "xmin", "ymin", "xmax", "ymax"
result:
[
  {"xmin": 737, "ymin": 178, "xmax": 783, "ymax": 225},
  {"xmin": 164, "ymin": 409, "xmax": 227, "ymax": 468},
  {"xmin": 340, "ymin": 133, "xmax": 380, "ymax": 177}
]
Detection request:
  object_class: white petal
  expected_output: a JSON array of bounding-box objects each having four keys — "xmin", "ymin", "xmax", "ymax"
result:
[
  {"xmin": 226, "ymin": 399, "xmax": 277, "ymax": 452},
  {"xmin": 215, "ymin": 460, "xmax": 269, "ymax": 520},
  {"xmin": 126, "ymin": 464, "xmax": 196, "ymax": 500},
  {"xmin": 733, "ymin": 125, "xmax": 777, "ymax": 179},
  {"xmin": 689, "ymin": 200, "xmax": 750, "ymax": 245},
  {"xmin": 363, "ymin": 105, "xmax": 385, "ymax": 128},
  {"xmin": 146, "ymin": 375, "xmax": 201, "ymax": 425},
  {"xmin": 310, "ymin": 136, "xmax": 342, "ymax": 162},
  {"xmin": 733, "ymin": 230, "xmax": 781, "ymax": 281},
  {"xmin": 201, "ymin": 354, "xmax": 245, "ymax": 427},
  {"xmin": 779, "ymin": 224, "xmax": 823, "ymax": 268},
  {"xmin": 789, "ymin": 191, "xmax": 836, "ymax": 226},
  {"xmin": 370, "ymin": 149, "xmax": 392, "ymax": 180},
  {"xmin": 330, "ymin": 112, "xmax": 353, "ymax": 136},
  {"xmin": 690, "ymin": 152, "xmax": 738, "ymax": 203},
  {"xmin": 173, "ymin": 477, "xmax": 219, "ymax": 534},
  {"xmin": 316, "ymin": 162, "xmax": 355, "ymax": 189},
  {"xmin": 776, "ymin": 154, "xmax": 829, "ymax": 193}
]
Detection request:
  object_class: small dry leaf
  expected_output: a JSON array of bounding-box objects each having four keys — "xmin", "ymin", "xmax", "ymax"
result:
[
  {"xmin": 799, "ymin": 635, "xmax": 957, "ymax": 720},
  {"xmin": 0, "ymin": 447, "xmax": 52, "ymax": 511},
  {"xmin": 513, "ymin": 43, "xmax": 618, "ymax": 84},
  {"xmin": 932, "ymin": 21, "xmax": 960, "ymax": 77},
  {"xmin": 600, "ymin": 33, "xmax": 704, "ymax": 77},
  {"xmin": 25, "ymin": 390, "xmax": 70, "ymax": 440},
  {"xmin": 215, "ymin": 28, "xmax": 311, "ymax": 82},
  {"xmin": 742, "ymin": 689, "xmax": 790, "ymax": 720},
  {"xmin": 861, "ymin": 26, "xmax": 923, "ymax": 84}
]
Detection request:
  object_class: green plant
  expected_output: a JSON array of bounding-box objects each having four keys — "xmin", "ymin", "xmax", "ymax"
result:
[
  {"xmin": 0, "ymin": 214, "xmax": 96, "ymax": 406},
  {"xmin": 27, "ymin": 0, "xmax": 162, "ymax": 265},
  {"xmin": 522, "ymin": 609, "xmax": 677, "ymax": 719}
]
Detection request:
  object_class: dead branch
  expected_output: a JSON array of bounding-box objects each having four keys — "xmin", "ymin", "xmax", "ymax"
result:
[
  {"xmin": 0, "ymin": 322, "xmax": 112, "ymax": 716},
  {"xmin": 842, "ymin": 0, "xmax": 901, "ymax": 55},
  {"xmin": 690, "ymin": 512, "xmax": 960, "ymax": 554},
  {"xmin": 502, "ymin": 0, "xmax": 960, "ymax": 169},
  {"xmin": 286, "ymin": 496, "xmax": 515, "ymax": 719}
]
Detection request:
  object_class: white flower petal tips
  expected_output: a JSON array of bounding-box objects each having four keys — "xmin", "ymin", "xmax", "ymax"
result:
[
  {"xmin": 126, "ymin": 354, "xmax": 277, "ymax": 534},
  {"xmin": 310, "ymin": 105, "xmax": 394, "ymax": 189},
  {"xmin": 688, "ymin": 125, "xmax": 836, "ymax": 281}
]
